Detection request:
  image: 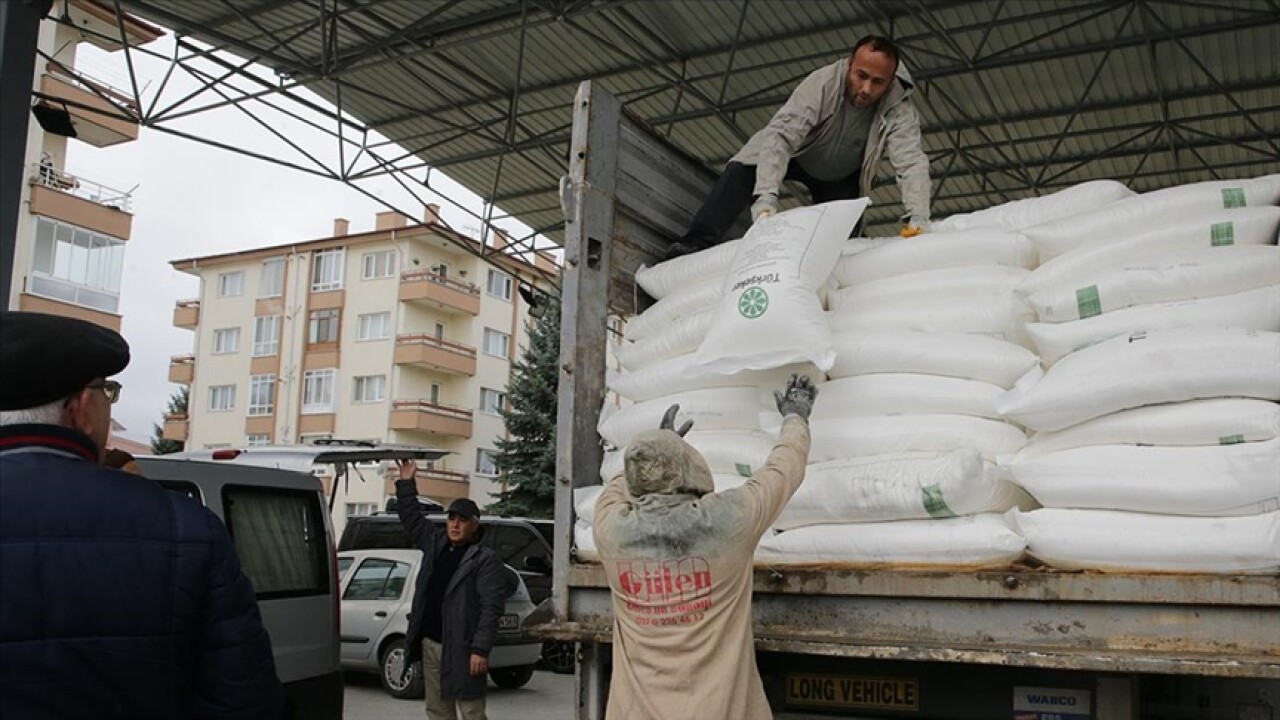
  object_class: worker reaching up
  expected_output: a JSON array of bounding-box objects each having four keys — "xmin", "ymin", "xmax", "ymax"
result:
[
  {"xmin": 594, "ymin": 375, "xmax": 818, "ymax": 720},
  {"xmin": 668, "ymin": 35, "xmax": 931, "ymax": 260}
]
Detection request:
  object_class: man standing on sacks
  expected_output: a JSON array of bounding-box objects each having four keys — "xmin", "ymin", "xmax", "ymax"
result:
[
  {"xmin": 668, "ymin": 35, "xmax": 932, "ymax": 260},
  {"xmin": 594, "ymin": 374, "xmax": 818, "ymax": 720}
]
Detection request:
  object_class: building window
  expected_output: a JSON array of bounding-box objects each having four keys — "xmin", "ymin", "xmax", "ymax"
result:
[
  {"xmin": 480, "ymin": 387, "xmax": 506, "ymax": 416},
  {"xmin": 309, "ymin": 308, "xmax": 339, "ymax": 344},
  {"xmin": 259, "ymin": 258, "xmax": 285, "ymax": 298},
  {"xmin": 353, "ymin": 375, "xmax": 386, "ymax": 404},
  {"xmin": 253, "ymin": 315, "xmax": 281, "ymax": 356},
  {"xmin": 361, "ymin": 250, "xmax": 397, "ymax": 280},
  {"xmin": 476, "ymin": 448, "xmax": 499, "ymax": 477},
  {"xmin": 247, "ymin": 434, "xmax": 271, "ymax": 447},
  {"xmin": 203, "ymin": 443, "xmax": 232, "ymax": 450},
  {"xmin": 213, "ymin": 327, "xmax": 240, "ymax": 354},
  {"xmin": 430, "ymin": 382, "xmax": 441, "ymax": 404},
  {"xmin": 482, "ymin": 328, "xmax": 509, "ymax": 359},
  {"xmin": 208, "ymin": 384, "xmax": 236, "ymax": 412},
  {"xmin": 302, "ymin": 369, "xmax": 336, "ymax": 413},
  {"xmin": 248, "ymin": 374, "xmax": 276, "ymax": 416},
  {"xmin": 357, "ymin": 312, "xmax": 390, "ymax": 341},
  {"xmin": 487, "ymin": 269, "xmax": 512, "ymax": 300},
  {"xmin": 346, "ymin": 502, "xmax": 377, "ymax": 518},
  {"xmin": 300, "ymin": 433, "xmax": 332, "ymax": 445},
  {"xmin": 218, "ymin": 271, "xmax": 245, "ymax": 298},
  {"xmin": 312, "ymin": 248, "xmax": 344, "ymax": 292},
  {"xmin": 28, "ymin": 217, "xmax": 124, "ymax": 313}
]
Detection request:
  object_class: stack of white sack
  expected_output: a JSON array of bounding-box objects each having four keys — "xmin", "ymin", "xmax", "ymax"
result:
[
  {"xmin": 757, "ymin": 219, "xmax": 1077, "ymax": 568},
  {"xmin": 577, "ymin": 200, "xmax": 869, "ymax": 560},
  {"xmin": 998, "ymin": 327, "xmax": 1280, "ymax": 574},
  {"xmin": 931, "ymin": 180, "xmax": 1135, "ymax": 233}
]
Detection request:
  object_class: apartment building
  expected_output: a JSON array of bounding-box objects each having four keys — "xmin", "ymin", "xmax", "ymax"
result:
[
  {"xmin": 8, "ymin": 1, "xmax": 161, "ymax": 330},
  {"xmin": 166, "ymin": 208, "xmax": 558, "ymax": 534}
]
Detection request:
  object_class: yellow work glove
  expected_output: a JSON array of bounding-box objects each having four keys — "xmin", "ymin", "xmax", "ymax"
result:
[{"xmin": 900, "ymin": 224, "xmax": 925, "ymax": 238}]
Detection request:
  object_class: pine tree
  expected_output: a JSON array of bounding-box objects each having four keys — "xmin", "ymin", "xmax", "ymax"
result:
[
  {"xmin": 150, "ymin": 386, "xmax": 189, "ymax": 455},
  {"xmin": 489, "ymin": 292, "xmax": 560, "ymax": 518}
]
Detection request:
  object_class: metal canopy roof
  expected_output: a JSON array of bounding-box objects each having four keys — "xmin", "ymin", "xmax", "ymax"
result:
[{"xmin": 115, "ymin": 0, "xmax": 1280, "ymax": 240}]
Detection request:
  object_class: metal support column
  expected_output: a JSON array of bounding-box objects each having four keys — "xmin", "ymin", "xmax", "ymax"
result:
[{"xmin": 0, "ymin": 0, "xmax": 52, "ymax": 309}]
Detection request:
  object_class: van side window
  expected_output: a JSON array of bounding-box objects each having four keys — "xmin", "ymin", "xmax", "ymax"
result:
[
  {"xmin": 488, "ymin": 525, "xmax": 550, "ymax": 571},
  {"xmin": 222, "ymin": 485, "xmax": 330, "ymax": 599},
  {"xmin": 345, "ymin": 558, "xmax": 410, "ymax": 600}
]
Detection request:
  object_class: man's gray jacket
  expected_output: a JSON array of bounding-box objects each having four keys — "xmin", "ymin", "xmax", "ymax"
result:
[
  {"xmin": 395, "ymin": 481, "xmax": 509, "ymax": 700},
  {"xmin": 732, "ymin": 56, "xmax": 931, "ymax": 225}
]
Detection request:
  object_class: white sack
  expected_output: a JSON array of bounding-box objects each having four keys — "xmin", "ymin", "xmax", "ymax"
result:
[
  {"xmin": 1006, "ymin": 439, "xmax": 1280, "ymax": 516},
  {"xmin": 634, "ymin": 240, "xmax": 741, "ymax": 300},
  {"xmin": 774, "ymin": 450, "xmax": 1035, "ymax": 529},
  {"xmin": 831, "ymin": 265, "xmax": 1030, "ymax": 311},
  {"xmin": 608, "ymin": 352, "xmax": 819, "ymax": 402},
  {"xmin": 1016, "ymin": 205, "xmax": 1280, "ymax": 300},
  {"xmin": 996, "ymin": 327, "xmax": 1280, "ymax": 432},
  {"xmin": 1024, "ymin": 284, "xmax": 1280, "ymax": 364},
  {"xmin": 833, "ymin": 229, "xmax": 1036, "ymax": 287},
  {"xmin": 812, "ymin": 374, "xmax": 1006, "ymax": 420},
  {"xmin": 600, "ymin": 429, "xmax": 779, "ymax": 483},
  {"xmin": 625, "ymin": 281, "xmax": 722, "ymax": 341},
  {"xmin": 828, "ymin": 331, "xmax": 1040, "ymax": 389},
  {"xmin": 1021, "ymin": 399, "xmax": 1280, "ymax": 456},
  {"xmin": 1012, "ymin": 508, "xmax": 1280, "ymax": 574},
  {"xmin": 828, "ymin": 293, "xmax": 1035, "ymax": 345},
  {"xmin": 696, "ymin": 199, "xmax": 869, "ymax": 373},
  {"xmin": 574, "ymin": 485, "xmax": 605, "ymax": 524},
  {"xmin": 574, "ymin": 520, "xmax": 599, "ymax": 562},
  {"xmin": 755, "ymin": 514, "xmax": 1026, "ymax": 568},
  {"xmin": 933, "ymin": 180, "xmax": 1135, "ymax": 232},
  {"xmin": 809, "ymin": 415, "xmax": 1027, "ymax": 463},
  {"xmin": 597, "ymin": 387, "xmax": 771, "ymax": 448},
  {"xmin": 1025, "ymin": 175, "xmax": 1280, "ymax": 261},
  {"xmin": 1029, "ymin": 246, "xmax": 1280, "ymax": 322},
  {"xmin": 614, "ymin": 309, "xmax": 714, "ymax": 371}
]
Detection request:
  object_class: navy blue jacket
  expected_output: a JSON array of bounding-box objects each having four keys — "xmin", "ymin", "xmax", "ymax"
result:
[{"xmin": 0, "ymin": 425, "xmax": 285, "ymax": 719}]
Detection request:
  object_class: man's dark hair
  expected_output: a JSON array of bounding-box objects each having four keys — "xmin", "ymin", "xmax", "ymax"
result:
[{"xmin": 851, "ymin": 35, "xmax": 901, "ymax": 67}]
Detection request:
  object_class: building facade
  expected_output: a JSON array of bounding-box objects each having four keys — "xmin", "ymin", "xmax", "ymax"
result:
[
  {"xmin": 167, "ymin": 208, "xmax": 557, "ymax": 535},
  {"xmin": 8, "ymin": 1, "xmax": 160, "ymax": 330}
]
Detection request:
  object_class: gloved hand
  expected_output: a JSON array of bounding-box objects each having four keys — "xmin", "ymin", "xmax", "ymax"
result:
[
  {"xmin": 900, "ymin": 224, "xmax": 925, "ymax": 238},
  {"xmin": 773, "ymin": 374, "xmax": 818, "ymax": 421},
  {"xmin": 750, "ymin": 193, "xmax": 779, "ymax": 223},
  {"xmin": 659, "ymin": 404, "xmax": 694, "ymax": 437}
]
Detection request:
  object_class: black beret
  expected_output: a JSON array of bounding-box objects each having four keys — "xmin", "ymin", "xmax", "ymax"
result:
[{"xmin": 0, "ymin": 311, "xmax": 130, "ymax": 410}]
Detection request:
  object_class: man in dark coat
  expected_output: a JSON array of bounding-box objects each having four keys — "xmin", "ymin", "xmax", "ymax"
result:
[
  {"xmin": 0, "ymin": 311, "xmax": 285, "ymax": 719},
  {"xmin": 395, "ymin": 460, "xmax": 509, "ymax": 720}
]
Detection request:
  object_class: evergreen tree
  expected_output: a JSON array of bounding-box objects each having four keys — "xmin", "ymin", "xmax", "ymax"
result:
[
  {"xmin": 150, "ymin": 386, "xmax": 189, "ymax": 455},
  {"xmin": 489, "ymin": 292, "xmax": 560, "ymax": 517}
]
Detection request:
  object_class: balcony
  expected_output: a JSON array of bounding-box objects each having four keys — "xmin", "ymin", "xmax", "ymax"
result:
[
  {"xmin": 399, "ymin": 271, "xmax": 480, "ymax": 316},
  {"xmin": 18, "ymin": 292, "xmax": 120, "ymax": 331},
  {"xmin": 173, "ymin": 300, "xmax": 199, "ymax": 330},
  {"xmin": 168, "ymin": 354, "xmax": 194, "ymax": 384},
  {"xmin": 162, "ymin": 413, "xmax": 188, "ymax": 442},
  {"xmin": 28, "ymin": 165, "xmax": 133, "ymax": 240},
  {"xmin": 384, "ymin": 468, "xmax": 471, "ymax": 503},
  {"xmin": 38, "ymin": 67, "xmax": 139, "ymax": 147},
  {"xmin": 389, "ymin": 400, "xmax": 473, "ymax": 439},
  {"xmin": 394, "ymin": 334, "xmax": 477, "ymax": 376}
]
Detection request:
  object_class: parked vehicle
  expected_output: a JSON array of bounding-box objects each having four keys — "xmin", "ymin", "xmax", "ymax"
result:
[
  {"xmin": 543, "ymin": 81, "xmax": 1280, "ymax": 719},
  {"xmin": 136, "ymin": 441, "xmax": 447, "ymax": 718},
  {"xmin": 338, "ymin": 548, "xmax": 541, "ymax": 699}
]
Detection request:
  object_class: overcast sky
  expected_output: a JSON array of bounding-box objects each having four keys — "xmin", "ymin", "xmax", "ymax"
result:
[{"xmin": 62, "ymin": 34, "xmax": 544, "ymax": 443}]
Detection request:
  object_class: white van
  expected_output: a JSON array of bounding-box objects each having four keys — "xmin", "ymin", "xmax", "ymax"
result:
[{"xmin": 137, "ymin": 441, "xmax": 447, "ymax": 719}]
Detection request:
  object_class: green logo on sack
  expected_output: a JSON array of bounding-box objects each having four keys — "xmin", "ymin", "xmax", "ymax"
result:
[
  {"xmin": 922, "ymin": 484, "xmax": 956, "ymax": 518},
  {"xmin": 1210, "ymin": 222, "xmax": 1235, "ymax": 246},
  {"xmin": 1219, "ymin": 434, "xmax": 1245, "ymax": 445},
  {"xmin": 738, "ymin": 286, "xmax": 769, "ymax": 319},
  {"xmin": 1075, "ymin": 285, "xmax": 1102, "ymax": 319},
  {"xmin": 735, "ymin": 463, "xmax": 753, "ymax": 478},
  {"xmin": 1221, "ymin": 187, "xmax": 1246, "ymax": 208}
]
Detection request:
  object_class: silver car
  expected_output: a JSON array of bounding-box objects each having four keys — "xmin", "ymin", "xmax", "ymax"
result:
[{"xmin": 338, "ymin": 548, "xmax": 542, "ymax": 699}]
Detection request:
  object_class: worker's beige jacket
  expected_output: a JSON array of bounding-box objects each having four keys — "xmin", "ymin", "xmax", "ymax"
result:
[
  {"xmin": 594, "ymin": 416, "xmax": 811, "ymax": 720},
  {"xmin": 733, "ymin": 57, "xmax": 931, "ymax": 226}
]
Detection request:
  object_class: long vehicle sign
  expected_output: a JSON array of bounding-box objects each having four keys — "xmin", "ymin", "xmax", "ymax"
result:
[{"xmin": 786, "ymin": 673, "xmax": 919, "ymax": 711}]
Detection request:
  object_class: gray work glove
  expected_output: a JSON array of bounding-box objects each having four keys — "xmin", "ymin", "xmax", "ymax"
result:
[
  {"xmin": 750, "ymin": 193, "xmax": 779, "ymax": 223},
  {"xmin": 773, "ymin": 374, "xmax": 818, "ymax": 422},
  {"xmin": 660, "ymin": 404, "xmax": 694, "ymax": 437}
]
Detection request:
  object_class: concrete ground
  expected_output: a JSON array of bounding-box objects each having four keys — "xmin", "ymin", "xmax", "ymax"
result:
[{"xmin": 343, "ymin": 669, "xmax": 574, "ymax": 720}]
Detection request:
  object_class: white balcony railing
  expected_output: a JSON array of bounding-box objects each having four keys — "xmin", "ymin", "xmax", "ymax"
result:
[{"xmin": 29, "ymin": 163, "xmax": 132, "ymax": 213}]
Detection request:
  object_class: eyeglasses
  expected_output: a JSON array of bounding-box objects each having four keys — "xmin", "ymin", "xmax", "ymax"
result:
[{"xmin": 85, "ymin": 380, "xmax": 122, "ymax": 404}]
